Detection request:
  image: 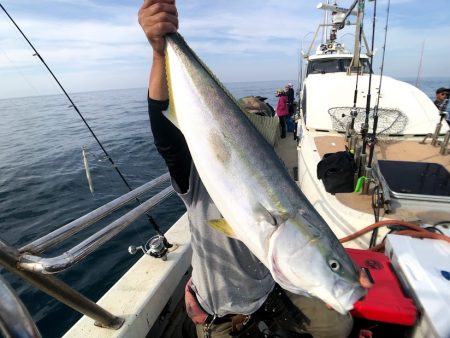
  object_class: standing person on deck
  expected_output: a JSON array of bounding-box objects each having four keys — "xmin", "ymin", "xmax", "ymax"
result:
[
  {"xmin": 434, "ymin": 87, "xmax": 450, "ymax": 126},
  {"xmin": 138, "ymin": 1, "xmax": 371, "ymax": 337},
  {"xmin": 286, "ymin": 83, "xmax": 295, "ymax": 117},
  {"xmin": 276, "ymin": 89, "xmax": 289, "ymax": 139}
]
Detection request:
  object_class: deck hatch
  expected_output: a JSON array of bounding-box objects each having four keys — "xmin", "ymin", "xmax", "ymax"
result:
[{"xmin": 378, "ymin": 160, "xmax": 450, "ymax": 201}]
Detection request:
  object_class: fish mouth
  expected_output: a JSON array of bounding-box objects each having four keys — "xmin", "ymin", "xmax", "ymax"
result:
[{"xmin": 330, "ymin": 283, "xmax": 367, "ymax": 314}]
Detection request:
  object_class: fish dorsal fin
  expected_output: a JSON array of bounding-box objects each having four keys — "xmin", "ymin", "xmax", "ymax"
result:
[{"xmin": 207, "ymin": 218, "xmax": 237, "ymax": 238}]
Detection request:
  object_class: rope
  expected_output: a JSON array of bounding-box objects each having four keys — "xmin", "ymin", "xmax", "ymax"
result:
[{"xmin": 340, "ymin": 219, "xmax": 450, "ymax": 251}]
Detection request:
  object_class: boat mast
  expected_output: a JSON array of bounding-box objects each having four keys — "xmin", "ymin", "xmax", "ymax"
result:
[
  {"xmin": 322, "ymin": 0, "xmax": 330, "ymax": 43},
  {"xmin": 348, "ymin": 0, "xmax": 365, "ymax": 73}
]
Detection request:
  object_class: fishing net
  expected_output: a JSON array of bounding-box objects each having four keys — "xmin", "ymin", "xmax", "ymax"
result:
[{"xmin": 328, "ymin": 107, "xmax": 408, "ymax": 138}]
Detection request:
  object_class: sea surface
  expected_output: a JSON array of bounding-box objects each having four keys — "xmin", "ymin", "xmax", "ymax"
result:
[{"xmin": 0, "ymin": 78, "xmax": 446, "ymax": 337}]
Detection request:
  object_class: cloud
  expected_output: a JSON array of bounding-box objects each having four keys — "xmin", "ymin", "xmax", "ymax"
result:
[{"xmin": 1, "ymin": 0, "xmax": 449, "ymax": 99}]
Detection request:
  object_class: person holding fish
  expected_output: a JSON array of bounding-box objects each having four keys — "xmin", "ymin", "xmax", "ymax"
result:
[{"xmin": 138, "ymin": 1, "xmax": 371, "ymax": 337}]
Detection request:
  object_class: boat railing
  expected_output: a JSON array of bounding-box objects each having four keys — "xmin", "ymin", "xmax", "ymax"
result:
[{"xmin": 0, "ymin": 173, "xmax": 175, "ymax": 330}]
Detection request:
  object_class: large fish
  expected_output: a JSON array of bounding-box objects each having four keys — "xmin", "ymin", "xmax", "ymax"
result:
[{"xmin": 164, "ymin": 32, "xmax": 366, "ymax": 314}]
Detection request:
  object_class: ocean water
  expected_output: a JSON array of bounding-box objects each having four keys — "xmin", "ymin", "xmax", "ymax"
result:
[{"xmin": 0, "ymin": 77, "xmax": 446, "ymax": 338}]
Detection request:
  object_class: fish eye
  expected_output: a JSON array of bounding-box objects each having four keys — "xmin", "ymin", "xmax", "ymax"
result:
[{"xmin": 328, "ymin": 259, "xmax": 340, "ymax": 271}]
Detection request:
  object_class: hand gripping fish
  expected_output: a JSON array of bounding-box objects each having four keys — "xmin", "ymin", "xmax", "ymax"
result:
[{"xmin": 164, "ymin": 33, "xmax": 366, "ymax": 314}]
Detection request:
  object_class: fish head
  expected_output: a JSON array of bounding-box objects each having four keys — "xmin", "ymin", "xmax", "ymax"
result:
[{"xmin": 268, "ymin": 213, "xmax": 367, "ymax": 314}]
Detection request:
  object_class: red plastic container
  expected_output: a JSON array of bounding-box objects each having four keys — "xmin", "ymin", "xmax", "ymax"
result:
[{"xmin": 346, "ymin": 248, "xmax": 417, "ymax": 326}]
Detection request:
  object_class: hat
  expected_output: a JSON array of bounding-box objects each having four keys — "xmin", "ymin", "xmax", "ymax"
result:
[
  {"xmin": 288, "ymin": 83, "xmax": 293, "ymax": 87},
  {"xmin": 436, "ymin": 87, "xmax": 450, "ymax": 94}
]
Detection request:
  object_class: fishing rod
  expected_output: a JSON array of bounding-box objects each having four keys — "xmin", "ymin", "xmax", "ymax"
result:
[
  {"xmin": 366, "ymin": 0, "xmax": 390, "ymax": 174},
  {"xmin": 0, "ymin": 4, "xmax": 168, "ymax": 242},
  {"xmin": 358, "ymin": 0, "xmax": 375, "ymax": 182},
  {"xmin": 346, "ymin": 9, "xmax": 364, "ymax": 156},
  {"xmin": 365, "ymin": 0, "xmax": 391, "ymax": 248}
]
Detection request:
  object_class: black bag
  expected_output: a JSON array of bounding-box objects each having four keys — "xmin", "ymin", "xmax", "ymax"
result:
[{"xmin": 317, "ymin": 151, "xmax": 356, "ymax": 193}]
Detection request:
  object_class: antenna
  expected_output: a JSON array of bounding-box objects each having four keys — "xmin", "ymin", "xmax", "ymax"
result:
[{"xmin": 415, "ymin": 40, "xmax": 425, "ymax": 88}]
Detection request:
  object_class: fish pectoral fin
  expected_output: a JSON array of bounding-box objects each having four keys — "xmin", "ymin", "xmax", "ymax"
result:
[
  {"xmin": 207, "ymin": 219, "xmax": 237, "ymax": 238},
  {"xmin": 254, "ymin": 203, "xmax": 288, "ymax": 226}
]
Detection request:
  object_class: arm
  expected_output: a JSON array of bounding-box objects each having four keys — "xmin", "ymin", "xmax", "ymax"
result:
[{"xmin": 139, "ymin": 0, "xmax": 191, "ymax": 193}]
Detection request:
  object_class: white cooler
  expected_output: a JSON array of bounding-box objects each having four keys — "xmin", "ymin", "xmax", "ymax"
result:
[{"xmin": 385, "ymin": 234, "xmax": 450, "ymax": 338}]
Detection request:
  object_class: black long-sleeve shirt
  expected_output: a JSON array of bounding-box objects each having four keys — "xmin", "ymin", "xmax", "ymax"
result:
[{"xmin": 147, "ymin": 97, "xmax": 192, "ymax": 193}]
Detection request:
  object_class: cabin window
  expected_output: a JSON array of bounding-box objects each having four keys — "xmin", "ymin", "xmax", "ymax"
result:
[
  {"xmin": 341, "ymin": 58, "xmax": 371, "ymax": 74},
  {"xmin": 308, "ymin": 60, "xmax": 340, "ymax": 74},
  {"xmin": 307, "ymin": 58, "xmax": 371, "ymax": 75}
]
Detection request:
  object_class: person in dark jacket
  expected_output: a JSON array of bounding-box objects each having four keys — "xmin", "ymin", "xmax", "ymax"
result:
[
  {"xmin": 434, "ymin": 87, "xmax": 450, "ymax": 126},
  {"xmin": 286, "ymin": 83, "xmax": 295, "ymax": 117}
]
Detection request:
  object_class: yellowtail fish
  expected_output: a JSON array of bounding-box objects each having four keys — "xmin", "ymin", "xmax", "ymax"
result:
[{"xmin": 164, "ymin": 32, "xmax": 365, "ymax": 314}]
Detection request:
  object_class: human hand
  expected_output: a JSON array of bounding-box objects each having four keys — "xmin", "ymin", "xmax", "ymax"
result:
[
  {"xmin": 358, "ymin": 268, "xmax": 373, "ymax": 289},
  {"xmin": 138, "ymin": 0, "xmax": 178, "ymax": 56}
]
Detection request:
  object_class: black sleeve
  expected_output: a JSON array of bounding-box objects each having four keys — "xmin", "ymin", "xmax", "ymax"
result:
[{"xmin": 148, "ymin": 97, "xmax": 192, "ymax": 193}]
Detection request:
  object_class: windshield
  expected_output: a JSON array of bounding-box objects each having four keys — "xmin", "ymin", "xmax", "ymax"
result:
[{"xmin": 307, "ymin": 58, "xmax": 371, "ymax": 75}]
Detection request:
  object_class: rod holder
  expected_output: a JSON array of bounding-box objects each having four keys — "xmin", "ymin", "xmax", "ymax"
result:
[
  {"xmin": 439, "ymin": 131, "xmax": 450, "ymax": 155},
  {"xmin": 362, "ymin": 167, "xmax": 372, "ymax": 195},
  {"xmin": 431, "ymin": 122, "xmax": 443, "ymax": 146}
]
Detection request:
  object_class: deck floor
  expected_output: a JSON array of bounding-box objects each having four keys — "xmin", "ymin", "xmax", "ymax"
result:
[
  {"xmin": 274, "ymin": 133, "xmax": 299, "ymax": 180},
  {"xmin": 314, "ymin": 134, "xmax": 450, "ymax": 222}
]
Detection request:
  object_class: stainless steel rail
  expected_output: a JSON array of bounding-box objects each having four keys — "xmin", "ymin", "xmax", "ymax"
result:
[
  {"xmin": 19, "ymin": 186, "xmax": 175, "ymax": 274},
  {"xmin": 0, "ymin": 275, "xmax": 42, "ymax": 338},
  {"xmin": 0, "ymin": 240, "xmax": 124, "ymax": 330},
  {"xmin": 0, "ymin": 173, "xmax": 176, "ymax": 330},
  {"xmin": 20, "ymin": 173, "xmax": 170, "ymax": 255}
]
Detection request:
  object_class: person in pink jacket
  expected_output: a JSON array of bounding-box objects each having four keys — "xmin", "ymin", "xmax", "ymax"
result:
[{"xmin": 276, "ymin": 89, "xmax": 289, "ymax": 138}]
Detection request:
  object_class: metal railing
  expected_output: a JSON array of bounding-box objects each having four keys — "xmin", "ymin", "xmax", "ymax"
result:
[{"xmin": 0, "ymin": 173, "xmax": 175, "ymax": 331}]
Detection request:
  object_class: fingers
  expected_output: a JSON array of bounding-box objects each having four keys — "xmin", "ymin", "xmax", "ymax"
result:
[
  {"xmin": 139, "ymin": 1, "xmax": 178, "ymax": 35},
  {"xmin": 359, "ymin": 268, "xmax": 373, "ymax": 289},
  {"xmin": 142, "ymin": 0, "xmax": 175, "ymax": 10},
  {"xmin": 138, "ymin": 0, "xmax": 178, "ymax": 54}
]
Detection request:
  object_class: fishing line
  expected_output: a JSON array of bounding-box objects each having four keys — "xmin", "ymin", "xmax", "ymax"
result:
[{"xmin": 0, "ymin": 3, "xmax": 167, "ymax": 243}]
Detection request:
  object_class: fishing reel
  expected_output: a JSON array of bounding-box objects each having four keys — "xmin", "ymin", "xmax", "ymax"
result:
[{"xmin": 128, "ymin": 235, "xmax": 169, "ymax": 260}]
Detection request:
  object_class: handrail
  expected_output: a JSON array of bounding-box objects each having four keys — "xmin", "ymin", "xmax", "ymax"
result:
[
  {"xmin": 0, "ymin": 239, "xmax": 124, "ymax": 330},
  {"xmin": 19, "ymin": 186, "xmax": 175, "ymax": 274},
  {"xmin": 0, "ymin": 275, "xmax": 42, "ymax": 338},
  {"xmin": 0, "ymin": 175, "xmax": 177, "ymax": 330},
  {"xmin": 20, "ymin": 173, "xmax": 170, "ymax": 255}
]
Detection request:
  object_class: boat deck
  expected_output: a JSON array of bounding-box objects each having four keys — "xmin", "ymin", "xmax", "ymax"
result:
[
  {"xmin": 274, "ymin": 135, "xmax": 299, "ymax": 180},
  {"xmin": 314, "ymin": 134, "xmax": 450, "ymax": 223},
  {"xmin": 274, "ymin": 129, "xmax": 450, "ymax": 225},
  {"xmin": 314, "ymin": 135, "xmax": 450, "ymax": 171}
]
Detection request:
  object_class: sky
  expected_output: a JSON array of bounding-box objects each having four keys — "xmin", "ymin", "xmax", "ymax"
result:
[{"xmin": 0, "ymin": 0, "xmax": 449, "ymax": 99}]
